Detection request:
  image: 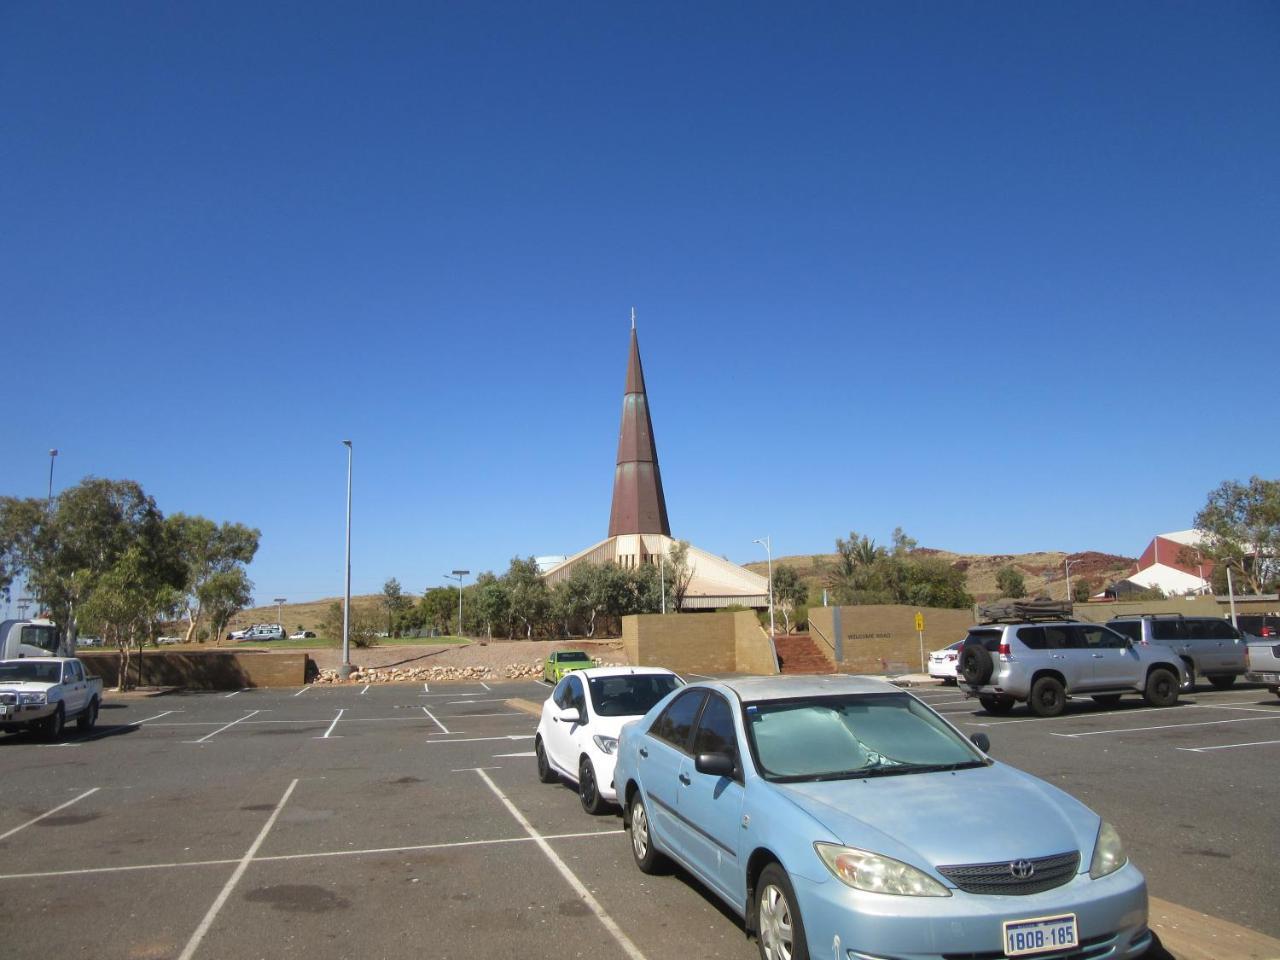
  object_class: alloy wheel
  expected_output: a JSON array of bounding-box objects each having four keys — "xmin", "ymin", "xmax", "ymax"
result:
[
  {"xmin": 759, "ymin": 883, "xmax": 794, "ymax": 960},
  {"xmin": 631, "ymin": 802, "xmax": 649, "ymax": 859}
]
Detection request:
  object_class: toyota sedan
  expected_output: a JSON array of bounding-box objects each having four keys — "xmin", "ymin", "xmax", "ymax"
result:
[{"xmin": 613, "ymin": 675, "xmax": 1149, "ymax": 960}]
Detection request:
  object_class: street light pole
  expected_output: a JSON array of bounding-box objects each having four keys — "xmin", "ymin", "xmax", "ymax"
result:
[
  {"xmin": 340, "ymin": 441, "xmax": 353, "ymax": 679},
  {"xmin": 1065, "ymin": 558, "xmax": 1084, "ymax": 605},
  {"xmin": 1224, "ymin": 558, "xmax": 1238, "ymax": 630},
  {"xmin": 273, "ymin": 597, "xmax": 287, "ymax": 629},
  {"xmin": 445, "ymin": 570, "xmax": 470, "ymax": 637},
  {"xmin": 754, "ymin": 537, "xmax": 774, "ymax": 638},
  {"xmin": 47, "ymin": 449, "xmax": 58, "ymax": 504}
]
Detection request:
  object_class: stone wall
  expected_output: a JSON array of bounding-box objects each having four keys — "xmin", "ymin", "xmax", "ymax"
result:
[
  {"xmin": 79, "ymin": 650, "xmax": 308, "ymax": 689},
  {"xmin": 622, "ymin": 612, "xmax": 778, "ymax": 675},
  {"xmin": 808, "ymin": 605, "xmax": 975, "ymax": 674}
]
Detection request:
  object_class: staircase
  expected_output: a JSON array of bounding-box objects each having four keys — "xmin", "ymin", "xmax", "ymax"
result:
[{"xmin": 773, "ymin": 633, "xmax": 832, "ymax": 674}]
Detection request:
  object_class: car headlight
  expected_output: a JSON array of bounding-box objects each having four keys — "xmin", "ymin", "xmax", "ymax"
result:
[
  {"xmin": 1089, "ymin": 821, "xmax": 1127, "ymax": 879},
  {"xmin": 814, "ymin": 843, "xmax": 950, "ymax": 897},
  {"xmin": 18, "ymin": 692, "xmax": 46, "ymax": 705},
  {"xmin": 592, "ymin": 735, "xmax": 619, "ymax": 755}
]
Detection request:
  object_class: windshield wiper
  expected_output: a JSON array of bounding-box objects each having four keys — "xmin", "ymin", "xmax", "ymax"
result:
[{"xmin": 888, "ymin": 760, "xmax": 989, "ymax": 774}]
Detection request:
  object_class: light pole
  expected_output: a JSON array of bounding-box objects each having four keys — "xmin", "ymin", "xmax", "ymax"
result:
[
  {"xmin": 658, "ymin": 547, "xmax": 666, "ymax": 614},
  {"xmin": 753, "ymin": 537, "xmax": 774, "ymax": 638},
  {"xmin": 340, "ymin": 440, "xmax": 353, "ymax": 679},
  {"xmin": 444, "ymin": 570, "xmax": 470, "ymax": 637},
  {"xmin": 1065, "ymin": 558, "xmax": 1084, "ymax": 604},
  {"xmin": 273, "ymin": 597, "xmax": 287, "ymax": 628},
  {"xmin": 1223, "ymin": 558, "xmax": 1239, "ymax": 630},
  {"xmin": 47, "ymin": 449, "xmax": 58, "ymax": 504}
]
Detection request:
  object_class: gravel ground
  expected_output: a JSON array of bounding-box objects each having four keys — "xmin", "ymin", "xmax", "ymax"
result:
[{"xmin": 306, "ymin": 637, "xmax": 626, "ymax": 676}]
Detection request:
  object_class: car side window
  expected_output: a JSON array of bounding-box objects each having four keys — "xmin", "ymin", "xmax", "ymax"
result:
[
  {"xmin": 1079, "ymin": 625, "xmax": 1127, "ymax": 649},
  {"xmin": 1109, "ymin": 621, "xmax": 1141, "ymax": 643},
  {"xmin": 692, "ymin": 694, "xmax": 738, "ymax": 759},
  {"xmin": 649, "ymin": 690, "xmax": 707, "ymax": 752},
  {"xmin": 1201, "ymin": 619, "xmax": 1238, "ymax": 641},
  {"xmin": 1151, "ymin": 619, "xmax": 1182, "ymax": 642},
  {"xmin": 67, "ymin": 661, "xmax": 82, "ymax": 682},
  {"xmin": 1042, "ymin": 626, "xmax": 1073, "ymax": 650},
  {"xmin": 1017, "ymin": 626, "xmax": 1046, "ymax": 649},
  {"xmin": 552, "ymin": 677, "xmax": 571, "ymax": 708},
  {"xmin": 566, "ymin": 675, "xmax": 586, "ymax": 715}
]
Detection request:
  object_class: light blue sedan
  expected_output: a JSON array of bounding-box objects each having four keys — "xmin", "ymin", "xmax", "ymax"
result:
[{"xmin": 613, "ymin": 675, "xmax": 1150, "ymax": 960}]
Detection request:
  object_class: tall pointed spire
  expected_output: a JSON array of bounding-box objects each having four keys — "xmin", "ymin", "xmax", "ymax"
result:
[{"xmin": 608, "ymin": 316, "xmax": 671, "ymax": 537}]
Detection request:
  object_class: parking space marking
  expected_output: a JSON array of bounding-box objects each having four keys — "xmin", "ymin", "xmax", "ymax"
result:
[
  {"xmin": 430, "ymin": 734, "xmax": 532, "ymax": 744},
  {"xmin": 316, "ymin": 709, "xmax": 345, "ymax": 739},
  {"xmin": 686, "ymin": 673, "xmax": 715, "ymax": 680},
  {"xmin": 474, "ymin": 768, "xmax": 648, "ymax": 960},
  {"xmin": 447, "ymin": 698, "xmax": 510, "ymax": 704},
  {"xmin": 186, "ymin": 710, "xmax": 261, "ymax": 744},
  {"xmin": 1188, "ymin": 702, "xmax": 1279, "ymax": 714},
  {"xmin": 494, "ymin": 751, "xmax": 536, "ymax": 757},
  {"xmin": 294, "ymin": 686, "xmax": 312, "ymax": 697},
  {"xmin": 224, "ymin": 689, "xmax": 246, "ymax": 699},
  {"xmin": 176, "ymin": 778, "xmax": 298, "ymax": 960},
  {"xmin": 1049, "ymin": 714, "xmax": 1280, "ymax": 739},
  {"xmin": 422, "ymin": 706, "xmax": 450, "ymax": 734},
  {"xmin": 1178, "ymin": 738, "xmax": 1280, "ymax": 754},
  {"xmin": 423, "ymin": 682, "xmax": 430, "ymax": 693},
  {"xmin": 360, "ymin": 684, "xmax": 370, "ymax": 694},
  {"xmin": 479, "ymin": 681, "xmax": 491, "ymax": 691},
  {"xmin": 0, "ymin": 787, "xmax": 100, "ymax": 842}
]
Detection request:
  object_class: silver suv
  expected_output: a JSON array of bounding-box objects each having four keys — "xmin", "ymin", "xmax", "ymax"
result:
[
  {"xmin": 958, "ymin": 619, "xmax": 1186, "ymax": 717},
  {"xmin": 1106, "ymin": 615, "xmax": 1247, "ymax": 691}
]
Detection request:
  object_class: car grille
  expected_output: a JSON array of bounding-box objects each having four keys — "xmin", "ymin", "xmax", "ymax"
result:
[
  {"xmin": 937, "ymin": 851, "xmax": 1080, "ymax": 896},
  {"xmin": 942, "ymin": 932, "xmax": 1115, "ymax": 960},
  {"xmin": 0, "ymin": 693, "xmax": 15, "ymax": 706}
]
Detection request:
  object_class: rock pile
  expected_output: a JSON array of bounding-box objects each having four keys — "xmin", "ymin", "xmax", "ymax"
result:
[{"xmin": 310, "ymin": 658, "xmax": 624, "ymax": 685}]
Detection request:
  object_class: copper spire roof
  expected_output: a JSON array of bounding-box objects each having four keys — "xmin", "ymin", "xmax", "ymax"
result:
[{"xmin": 608, "ymin": 322, "xmax": 671, "ymax": 537}]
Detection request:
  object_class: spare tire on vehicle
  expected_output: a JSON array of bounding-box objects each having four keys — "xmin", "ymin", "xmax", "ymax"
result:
[{"xmin": 958, "ymin": 643, "xmax": 994, "ymax": 685}]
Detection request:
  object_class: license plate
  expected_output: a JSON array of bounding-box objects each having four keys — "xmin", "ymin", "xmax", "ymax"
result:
[{"xmin": 1003, "ymin": 914, "xmax": 1078, "ymax": 957}]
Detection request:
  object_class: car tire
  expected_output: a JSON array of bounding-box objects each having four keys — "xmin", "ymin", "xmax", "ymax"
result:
[
  {"xmin": 578, "ymin": 757, "xmax": 609, "ymax": 815},
  {"xmin": 76, "ymin": 698, "xmax": 98, "ymax": 732},
  {"xmin": 1029, "ymin": 676, "xmax": 1066, "ymax": 718},
  {"xmin": 978, "ymin": 694, "xmax": 1015, "ymax": 715},
  {"xmin": 1208, "ymin": 675, "xmax": 1237, "ymax": 690},
  {"xmin": 1179, "ymin": 660, "xmax": 1196, "ymax": 693},
  {"xmin": 43, "ymin": 704, "xmax": 66, "ymax": 741},
  {"xmin": 1143, "ymin": 668, "xmax": 1179, "ymax": 707},
  {"xmin": 535, "ymin": 736, "xmax": 558, "ymax": 784},
  {"xmin": 755, "ymin": 863, "xmax": 810, "ymax": 960},
  {"xmin": 1091, "ymin": 694, "xmax": 1122, "ymax": 706},
  {"xmin": 959, "ymin": 644, "xmax": 994, "ymax": 686},
  {"xmin": 628, "ymin": 792, "xmax": 667, "ymax": 875}
]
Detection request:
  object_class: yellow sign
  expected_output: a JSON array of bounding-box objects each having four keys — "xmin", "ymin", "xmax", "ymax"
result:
[{"xmin": 914, "ymin": 612, "xmax": 925, "ymax": 633}]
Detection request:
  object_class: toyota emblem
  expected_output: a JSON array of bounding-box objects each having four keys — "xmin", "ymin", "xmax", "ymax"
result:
[{"xmin": 1009, "ymin": 859, "xmax": 1035, "ymax": 880}]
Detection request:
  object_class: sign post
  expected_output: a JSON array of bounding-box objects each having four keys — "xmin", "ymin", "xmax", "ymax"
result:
[{"xmin": 914, "ymin": 612, "xmax": 925, "ymax": 673}]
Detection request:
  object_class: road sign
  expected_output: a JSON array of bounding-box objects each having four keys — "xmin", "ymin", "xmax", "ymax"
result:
[{"xmin": 914, "ymin": 612, "xmax": 925, "ymax": 633}]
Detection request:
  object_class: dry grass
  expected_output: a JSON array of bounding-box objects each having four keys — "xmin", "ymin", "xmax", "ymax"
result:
[{"xmin": 227, "ymin": 594, "xmax": 387, "ymax": 637}]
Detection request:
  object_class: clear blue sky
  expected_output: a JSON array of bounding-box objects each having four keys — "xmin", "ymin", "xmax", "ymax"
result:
[{"xmin": 4, "ymin": 2, "xmax": 1277, "ymax": 604}]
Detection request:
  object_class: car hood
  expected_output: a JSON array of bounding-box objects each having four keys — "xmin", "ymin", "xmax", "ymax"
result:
[
  {"xmin": 0, "ymin": 681, "xmax": 56, "ymax": 692},
  {"xmin": 773, "ymin": 763, "xmax": 1098, "ymax": 872}
]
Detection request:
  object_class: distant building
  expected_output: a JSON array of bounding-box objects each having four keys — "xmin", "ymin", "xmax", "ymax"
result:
[
  {"xmin": 1118, "ymin": 529, "xmax": 1213, "ymax": 596},
  {"xmin": 541, "ymin": 319, "xmax": 770, "ymax": 609}
]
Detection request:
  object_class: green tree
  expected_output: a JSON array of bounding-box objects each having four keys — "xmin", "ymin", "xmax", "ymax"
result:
[
  {"xmin": 381, "ymin": 577, "xmax": 412, "ymax": 636},
  {"xmin": 771, "ymin": 565, "xmax": 808, "ymax": 634},
  {"xmin": 319, "ymin": 600, "xmax": 380, "ymax": 648},
  {"xmin": 661, "ymin": 540, "xmax": 695, "ymax": 612},
  {"xmin": 506, "ymin": 556, "xmax": 549, "ymax": 638},
  {"xmin": 996, "ymin": 565, "xmax": 1026, "ymax": 599},
  {"xmin": 204, "ymin": 568, "xmax": 254, "ymax": 645},
  {"xmin": 1194, "ymin": 476, "xmax": 1280, "ymax": 594},
  {"xmin": 419, "ymin": 587, "xmax": 457, "ymax": 635},
  {"xmin": 472, "ymin": 572, "xmax": 511, "ymax": 640},
  {"xmin": 168, "ymin": 514, "xmax": 259, "ymax": 643},
  {"xmin": 1072, "ymin": 577, "xmax": 1092, "ymax": 602}
]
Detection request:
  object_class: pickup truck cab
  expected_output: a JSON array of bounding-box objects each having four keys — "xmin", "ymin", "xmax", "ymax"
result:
[
  {"xmin": 0, "ymin": 657, "xmax": 102, "ymax": 739},
  {"xmin": 1107, "ymin": 614, "xmax": 1249, "ymax": 691},
  {"xmin": 0, "ymin": 618, "xmax": 73, "ymax": 659}
]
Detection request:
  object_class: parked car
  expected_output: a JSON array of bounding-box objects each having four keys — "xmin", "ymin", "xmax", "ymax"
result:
[
  {"xmin": 289, "ymin": 630, "xmax": 317, "ymax": 640},
  {"xmin": 1244, "ymin": 639, "xmax": 1280, "ymax": 699},
  {"xmin": 76, "ymin": 636, "xmax": 103, "ymax": 647},
  {"xmin": 927, "ymin": 639, "xmax": 964, "ymax": 683},
  {"xmin": 534, "ymin": 667, "xmax": 684, "ymax": 813},
  {"xmin": 0, "ymin": 657, "xmax": 102, "ymax": 739},
  {"xmin": 1106, "ymin": 614, "xmax": 1248, "ymax": 691},
  {"xmin": 957, "ymin": 618, "xmax": 1185, "ymax": 717},
  {"xmin": 542, "ymin": 649, "xmax": 593, "ymax": 683},
  {"xmin": 156, "ymin": 636, "xmax": 181, "ymax": 645},
  {"xmin": 0, "ymin": 618, "xmax": 71, "ymax": 659},
  {"xmin": 614, "ymin": 675, "xmax": 1150, "ymax": 960},
  {"xmin": 239, "ymin": 624, "xmax": 286, "ymax": 642}
]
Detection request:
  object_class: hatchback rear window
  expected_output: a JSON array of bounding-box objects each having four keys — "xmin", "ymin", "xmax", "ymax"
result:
[{"xmin": 965, "ymin": 629, "xmax": 1002, "ymax": 652}]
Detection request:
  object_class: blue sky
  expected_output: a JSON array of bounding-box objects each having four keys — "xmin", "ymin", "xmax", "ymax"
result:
[{"xmin": 4, "ymin": 2, "xmax": 1277, "ymax": 604}]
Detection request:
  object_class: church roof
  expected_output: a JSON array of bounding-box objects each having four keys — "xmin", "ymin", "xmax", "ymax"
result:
[{"xmin": 608, "ymin": 322, "xmax": 671, "ymax": 537}]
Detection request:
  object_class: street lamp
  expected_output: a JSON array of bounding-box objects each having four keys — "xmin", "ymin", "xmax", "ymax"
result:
[
  {"xmin": 1222, "ymin": 557, "xmax": 1239, "ymax": 630},
  {"xmin": 1065, "ymin": 558, "xmax": 1085, "ymax": 604},
  {"xmin": 340, "ymin": 440, "xmax": 353, "ymax": 679},
  {"xmin": 753, "ymin": 537, "xmax": 775, "ymax": 638},
  {"xmin": 47, "ymin": 449, "xmax": 58, "ymax": 504},
  {"xmin": 444, "ymin": 570, "xmax": 470, "ymax": 637},
  {"xmin": 273, "ymin": 597, "xmax": 287, "ymax": 629}
]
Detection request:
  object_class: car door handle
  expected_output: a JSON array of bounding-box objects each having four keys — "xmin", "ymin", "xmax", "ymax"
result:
[
  {"xmin": 1092, "ymin": 653, "xmax": 1104, "ymax": 659},
  {"xmin": 638, "ymin": 747, "xmax": 648, "ymax": 758},
  {"xmin": 678, "ymin": 773, "xmax": 691, "ymax": 785}
]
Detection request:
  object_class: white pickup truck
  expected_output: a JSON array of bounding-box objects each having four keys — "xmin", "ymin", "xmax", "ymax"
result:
[{"xmin": 0, "ymin": 657, "xmax": 102, "ymax": 739}]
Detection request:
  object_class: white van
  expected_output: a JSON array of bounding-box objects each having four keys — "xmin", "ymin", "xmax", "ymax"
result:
[{"xmin": 0, "ymin": 619, "xmax": 73, "ymax": 659}]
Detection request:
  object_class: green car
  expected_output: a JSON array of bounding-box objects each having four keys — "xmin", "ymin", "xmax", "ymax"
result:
[{"xmin": 543, "ymin": 650, "xmax": 593, "ymax": 683}]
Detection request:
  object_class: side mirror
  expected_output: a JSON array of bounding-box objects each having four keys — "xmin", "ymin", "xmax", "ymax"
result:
[
  {"xmin": 555, "ymin": 707, "xmax": 582, "ymax": 725},
  {"xmin": 970, "ymin": 733, "xmax": 991, "ymax": 754},
  {"xmin": 695, "ymin": 752, "xmax": 736, "ymax": 778}
]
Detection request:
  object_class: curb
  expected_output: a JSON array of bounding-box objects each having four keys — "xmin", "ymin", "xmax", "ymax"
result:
[{"xmin": 1148, "ymin": 897, "xmax": 1280, "ymax": 960}]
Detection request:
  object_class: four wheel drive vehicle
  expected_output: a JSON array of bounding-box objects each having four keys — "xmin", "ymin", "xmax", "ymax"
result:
[
  {"xmin": 927, "ymin": 639, "xmax": 964, "ymax": 683},
  {"xmin": 1106, "ymin": 615, "xmax": 1248, "ymax": 691},
  {"xmin": 1244, "ymin": 640, "xmax": 1280, "ymax": 700},
  {"xmin": 542, "ymin": 649, "xmax": 593, "ymax": 683},
  {"xmin": 238, "ymin": 624, "xmax": 286, "ymax": 642},
  {"xmin": 0, "ymin": 618, "xmax": 74, "ymax": 659},
  {"xmin": 958, "ymin": 620, "xmax": 1185, "ymax": 717},
  {"xmin": 0, "ymin": 658, "xmax": 102, "ymax": 740},
  {"xmin": 614, "ymin": 675, "xmax": 1151, "ymax": 960},
  {"xmin": 534, "ymin": 667, "xmax": 684, "ymax": 813}
]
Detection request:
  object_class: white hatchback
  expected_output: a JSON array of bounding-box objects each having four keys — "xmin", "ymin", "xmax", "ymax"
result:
[{"xmin": 535, "ymin": 666, "xmax": 684, "ymax": 814}]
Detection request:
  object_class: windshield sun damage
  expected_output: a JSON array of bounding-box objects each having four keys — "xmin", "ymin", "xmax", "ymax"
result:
[
  {"xmin": 0, "ymin": 662, "xmax": 62, "ymax": 683},
  {"xmin": 588, "ymin": 674, "xmax": 682, "ymax": 716},
  {"xmin": 745, "ymin": 693, "xmax": 988, "ymax": 783}
]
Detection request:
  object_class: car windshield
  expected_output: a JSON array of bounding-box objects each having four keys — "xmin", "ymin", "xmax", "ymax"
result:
[
  {"xmin": 0, "ymin": 661, "xmax": 62, "ymax": 683},
  {"xmin": 588, "ymin": 674, "xmax": 683, "ymax": 717},
  {"xmin": 744, "ymin": 692, "xmax": 988, "ymax": 783},
  {"xmin": 558, "ymin": 652, "xmax": 591, "ymax": 662}
]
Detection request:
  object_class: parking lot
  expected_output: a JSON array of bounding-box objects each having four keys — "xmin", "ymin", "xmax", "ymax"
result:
[{"xmin": 0, "ymin": 677, "xmax": 1276, "ymax": 959}]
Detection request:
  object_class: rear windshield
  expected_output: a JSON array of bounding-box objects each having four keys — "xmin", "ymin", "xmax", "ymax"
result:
[
  {"xmin": 965, "ymin": 629, "xmax": 1002, "ymax": 652},
  {"xmin": 558, "ymin": 651, "xmax": 591, "ymax": 663},
  {"xmin": 1108, "ymin": 621, "xmax": 1142, "ymax": 643},
  {"xmin": 0, "ymin": 661, "xmax": 61, "ymax": 683},
  {"xmin": 588, "ymin": 674, "xmax": 684, "ymax": 716}
]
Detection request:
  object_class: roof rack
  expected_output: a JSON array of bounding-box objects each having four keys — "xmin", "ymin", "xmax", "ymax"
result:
[
  {"xmin": 976, "ymin": 599, "xmax": 1074, "ymax": 625},
  {"xmin": 1109, "ymin": 613, "xmax": 1187, "ymax": 621}
]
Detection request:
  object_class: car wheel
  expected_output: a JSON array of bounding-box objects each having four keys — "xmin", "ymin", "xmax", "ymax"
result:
[
  {"xmin": 1091, "ymin": 694, "xmax": 1122, "ymax": 706},
  {"xmin": 1143, "ymin": 668, "xmax": 1179, "ymax": 707},
  {"xmin": 1029, "ymin": 676, "xmax": 1066, "ymax": 718},
  {"xmin": 76, "ymin": 698, "xmax": 99, "ymax": 732},
  {"xmin": 1179, "ymin": 660, "xmax": 1196, "ymax": 693},
  {"xmin": 43, "ymin": 704, "xmax": 66, "ymax": 741},
  {"xmin": 756, "ymin": 863, "xmax": 809, "ymax": 960},
  {"xmin": 535, "ymin": 736, "xmax": 558, "ymax": 784},
  {"xmin": 1208, "ymin": 675, "xmax": 1237, "ymax": 690},
  {"xmin": 628, "ymin": 792, "xmax": 667, "ymax": 875},
  {"xmin": 578, "ymin": 757, "xmax": 608, "ymax": 815},
  {"xmin": 978, "ymin": 694, "xmax": 1015, "ymax": 715}
]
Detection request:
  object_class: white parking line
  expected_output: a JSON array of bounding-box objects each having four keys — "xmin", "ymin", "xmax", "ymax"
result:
[
  {"xmin": 133, "ymin": 710, "xmax": 178, "ymax": 725},
  {"xmin": 685, "ymin": 673, "xmax": 715, "ymax": 680},
  {"xmin": 475, "ymin": 768, "xmax": 648, "ymax": 960},
  {"xmin": 422, "ymin": 706, "xmax": 450, "ymax": 734},
  {"xmin": 1050, "ymin": 714, "xmax": 1280, "ymax": 738},
  {"xmin": 0, "ymin": 788, "xmax": 100, "ymax": 842},
  {"xmin": 1178, "ymin": 738, "xmax": 1280, "ymax": 754},
  {"xmin": 361, "ymin": 684, "xmax": 370, "ymax": 695},
  {"xmin": 447, "ymin": 698, "xmax": 510, "ymax": 704},
  {"xmin": 316, "ymin": 709, "xmax": 345, "ymax": 739},
  {"xmin": 479, "ymin": 681, "xmax": 491, "ymax": 691},
  {"xmin": 224, "ymin": 689, "xmax": 247, "ymax": 699},
  {"xmin": 1188, "ymin": 702, "xmax": 1279, "ymax": 714},
  {"xmin": 176, "ymin": 778, "xmax": 297, "ymax": 960},
  {"xmin": 494, "ymin": 751, "xmax": 536, "ymax": 757},
  {"xmin": 429, "ymin": 734, "xmax": 533, "ymax": 744},
  {"xmin": 186, "ymin": 711, "xmax": 261, "ymax": 744},
  {"xmin": 293, "ymin": 686, "xmax": 312, "ymax": 697}
]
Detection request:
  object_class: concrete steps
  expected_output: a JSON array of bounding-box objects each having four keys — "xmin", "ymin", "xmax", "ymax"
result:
[{"xmin": 773, "ymin": 634, "xmax": 832, "ymax": 674}]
